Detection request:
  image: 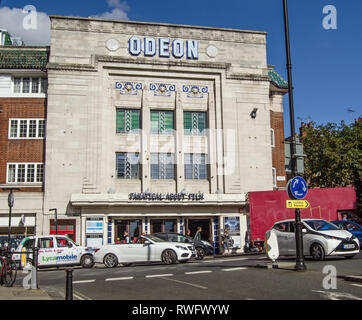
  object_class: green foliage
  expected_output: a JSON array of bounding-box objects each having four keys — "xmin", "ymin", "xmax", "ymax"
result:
[{"xmin": 300, "ymin": 120, "xmax": 362, "ymax": 215}]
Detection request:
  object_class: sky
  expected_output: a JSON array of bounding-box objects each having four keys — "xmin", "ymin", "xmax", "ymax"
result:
[{"xmin": 0, "ymin": 0, "xmax": 361, "ymax": 137}]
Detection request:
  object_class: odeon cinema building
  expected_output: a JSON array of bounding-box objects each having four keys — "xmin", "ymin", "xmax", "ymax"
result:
[{"xmin": 40, "ymin": 16, "xmax": 288, "ymax": 251}]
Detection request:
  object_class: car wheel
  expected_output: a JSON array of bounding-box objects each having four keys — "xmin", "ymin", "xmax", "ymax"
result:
[
  {"xmin": 161, "ymin": 249, "xmax": 177, "ymax": 265},
  {"xmin": 104, "ymin": 253, "xmax": 118, "ymax": 268},
  {"xmin": 81, "ymin": 254, "xmax": 95, "ymax": 268},
  {"xmin": 345, "ymin": 255, "xmax": 356, "ymax": 259},
  {"xmin": 310, "ymin": 243, "xmax": 325, "ymax": 261},
  {"xmin": 195, "ymin": 247, "xmax": 205, "ymax": 260}
]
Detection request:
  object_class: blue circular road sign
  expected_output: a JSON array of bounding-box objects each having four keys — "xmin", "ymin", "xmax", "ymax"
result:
[{"xmin": 288, "ymin": 176, "xmax": 308, "ymax": 200}]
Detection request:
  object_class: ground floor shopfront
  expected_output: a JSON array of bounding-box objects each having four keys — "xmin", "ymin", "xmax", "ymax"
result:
[{"xmin": 69, "ymin": 194, "xmax": 248, "ymax": 253}]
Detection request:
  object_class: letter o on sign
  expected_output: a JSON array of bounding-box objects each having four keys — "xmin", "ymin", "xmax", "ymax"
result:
[{"xmin": 129, "ymin": 36, "xmax": 141, "ymax": 56}]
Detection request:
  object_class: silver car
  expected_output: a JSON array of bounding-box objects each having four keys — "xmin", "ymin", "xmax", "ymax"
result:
[{"xmin": 271, "ymin": 219, "xmax": 360, "ymax": 261}]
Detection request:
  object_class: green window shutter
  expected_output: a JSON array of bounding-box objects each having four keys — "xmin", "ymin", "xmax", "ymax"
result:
[
  {"xmin": 184, "ymin": 112, "xmax": 192, "ymax": 135},
  {"xmin": 116, "ymin": 110, "xmax": 125, "ymax": 133},
  {"xmin": 164, "ymin": 111, "xmax": 174, "ymax": 134},
  {"xmin": 151, "ymin": 111, "xmax": 159, "ymax": 134},
  {"xmin": 131, "ymin": 110, "xmax": 140, "ymax": 131},
  {"xmin": 198, "ymin": 113, "xmax": 206, "ymax": 135}
]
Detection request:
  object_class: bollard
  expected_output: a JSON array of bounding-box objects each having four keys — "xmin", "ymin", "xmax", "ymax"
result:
[
  {"xmin": 32, "ymin": 247, "xmax": 39, "ymax": 289},
  {"xmin": 65, "ymin": 268, "xmax": 73, "ymax": 300}
]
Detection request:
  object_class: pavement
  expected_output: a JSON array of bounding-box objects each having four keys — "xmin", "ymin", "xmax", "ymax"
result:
[{"xmin": 0, "ymin": 285, "xmax": 53, "ymax": 300}]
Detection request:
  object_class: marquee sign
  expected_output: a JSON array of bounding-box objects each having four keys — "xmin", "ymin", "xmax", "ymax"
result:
[
  {"xmin": 128, "ymin": 192, "xmax": 204, "ymax": 201},
  {"xmin": 128, "ymin": 36, "xmax": 199, "ymax": 60}
]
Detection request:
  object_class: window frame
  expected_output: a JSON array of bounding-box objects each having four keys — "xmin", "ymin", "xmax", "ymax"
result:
[
  {"xmin": 8, "ymin": 118, "xmax": 46, "ymax": 139},
  {"xmin": 116, "ymin": 108, "xmax": 141, "ymax": 134},
  {"xmin": 271, "ymin": 128, "xmax": 275, "ymax": 148},
  {"xmin": 183, "ymin": 111, "xmax": 207, "ymax": 136},
  {"xmin": 150, "ymin": 153, "xmax": 175, "ymax": 180},
  {"xmin": 12, "ymin": 77, "xmax": 47, "ymax": 95},
  {"xmin": 150, "ymin": 110, "xmax": 174, "ymax": 135},
  {"xmin": 115, "ymin": 152, "xmax": 141, "ymax": 180},
  {"xmin": 184, "ymin": 153, "xmax": 208, "ymax": 180},
  {"xmin": 6, "ymin": 163, "xmax": 44, "ymax": 184}
]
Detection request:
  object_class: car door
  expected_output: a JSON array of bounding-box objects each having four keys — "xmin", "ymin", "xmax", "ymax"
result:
[
  {"xmin": 55, "ymin": 236, "xmax": 80, "ymax": 266},
  {"xmin": 273, "ymin": 222, "xmax": 291, "ymax": 255},
  {"xmin": 37, "ymin": 237, "xmax": 57, "ymax": 266},
  {"xmin": 124, "ymin": 243, "xmax": 151, "ymax": 262},
  {"xmin": 286, "ymin": 222, "xmax": 297, "ymax": 254}
]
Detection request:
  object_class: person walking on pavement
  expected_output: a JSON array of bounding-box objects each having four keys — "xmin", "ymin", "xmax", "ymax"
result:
[
  {"xmin": 123, "ymin": 231, "xmax": 130, "ymax": 244},
  {"xmin": 194, "ymin": 226, "xmax": 202, "ymax": 241},
  {"xmin": 221, "ymin": 228, "xmax": 230, "ymax": 254}
]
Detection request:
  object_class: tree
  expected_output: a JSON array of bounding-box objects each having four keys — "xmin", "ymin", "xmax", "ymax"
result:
[{"xmin": 300, "ymin": 119, "xmax": 362, "ymax": 215}]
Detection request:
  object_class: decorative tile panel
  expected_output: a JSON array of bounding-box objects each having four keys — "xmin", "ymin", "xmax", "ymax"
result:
[
  {"xmin": 115, "ymin": 81, "xmax": 143, "ymax": 95},
  {"xmin": 149, "ymin": 83, "xmax": 176, "ymax": 97},
  {"xmin": 182, "ymin": 85, "xmax": 208, "ymax": 98}
]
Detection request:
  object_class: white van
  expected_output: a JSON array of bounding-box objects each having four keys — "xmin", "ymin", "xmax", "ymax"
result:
[{"xmin": 12, "ymin": 235, "xmax": 95, "ymax": 268}]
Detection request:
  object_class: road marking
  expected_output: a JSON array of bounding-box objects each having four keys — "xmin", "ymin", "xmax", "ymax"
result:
[
  {"xmin": 351, "ymin": 284, "xmax": 362, "ymax": 289},
  {"xmin": 105, "ymin": 276, "xmax": 134, "ymax": 281},
  {"xmin": 145, "ymin": 273, "xmax": 174, "ymax": 278},
  {"xmin": 222, "ymin": 267, "xmax": 248, "ymax": 272},
  {"xmin": 312, "ymin": 290, "xmax": 362, "ymax": 300},
  {"xmin": 159, "ymin": 277, "xmax": 208, "ymax": 289},
  {"xmin": 73, "ymin": 279, "xmax": 96, "ymax": 284},
  {"xmin": 185, "ymin": 270, "xmax": 212, "ymax": 275},
  {"xmin": 204, "ymin": 257, "xmax": 249, "ymax": 263},
  {"xmin": 73, "ymin": 290, "xmax": 92, "ymax": 300}
]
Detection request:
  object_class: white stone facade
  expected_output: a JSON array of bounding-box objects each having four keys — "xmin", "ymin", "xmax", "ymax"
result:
[{"xmin": 39, "ymin": 16, "xmax": 285, "ymax": 251}]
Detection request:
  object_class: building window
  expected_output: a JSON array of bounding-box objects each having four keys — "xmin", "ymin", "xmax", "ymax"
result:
[
  {"xmin": 9, "ymin": 119, "xmax": 45, "ymax": 139},
  {"xmin": 184, "ymin": 154, "xmax": 208, "ymax": 180},
  {"xmin": 271, "ymin": 128, "xmax": 275, "ymax": 147},
  {"xmin": 150, "ymin": 110, "xmax": 174, "ymax": 135},
  {"xmin": 116, "ymin": 153, "xmax": 140, "ymax": 179},
  {"xmin": 116, "ymin": 109, "xmax": 140, "ymax": 134},
  {"xmin": 272, "ymin": 168, "xmax": 277, "ymax": 187},
  {"xmin": 13, "ymin": 77, "xmax": 47, "ymax": 94},
  {"xmin": 151, "ymin": 153, "xmax": 175, "ymax": 180},
  {"xmin": 184, "ymin": 111, "xmax": 207, "ymax": 135},
  {"xmin": 7, "ymin": 163, "xmax": 44, "ymax": 184}
]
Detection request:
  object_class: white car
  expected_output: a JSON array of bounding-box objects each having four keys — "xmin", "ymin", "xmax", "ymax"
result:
[
  {"xmin": 12, "ymin": 235, "xmax": 95, "ymax": 268},
  {"xmin": 94, "ymin": 235, "xmax": 195, "ymax": 268},
  {"xmin": 270, "ymin": 219, "xmax": 360, "ymax": 261}
]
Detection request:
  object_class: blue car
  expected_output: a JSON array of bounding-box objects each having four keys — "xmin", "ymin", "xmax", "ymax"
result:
[{"xmin": 332, "ymin": 220, "xmax": 362, "ymax": 246}]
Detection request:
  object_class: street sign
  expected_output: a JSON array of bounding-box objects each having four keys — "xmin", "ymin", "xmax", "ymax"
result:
[
  {"xmin": 286, "ymin": 200, "xmax": 310, "ymax": 209},
  {"xmin": 287, "ymin": 176, "xmax": 308, "ymax": 200}
]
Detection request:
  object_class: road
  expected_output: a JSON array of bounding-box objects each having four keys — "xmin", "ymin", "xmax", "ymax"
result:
[{"xmin": 15, "ymin": 252, "xmax": 362, "ymax": 301}]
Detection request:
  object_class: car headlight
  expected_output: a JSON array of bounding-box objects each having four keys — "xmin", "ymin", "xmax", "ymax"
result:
[{"xmin": 175, "ymin": 245, "xmax": 188, "ymax": 251}]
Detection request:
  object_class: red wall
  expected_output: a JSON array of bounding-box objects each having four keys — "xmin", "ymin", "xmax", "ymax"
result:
[{"xmin": 249, "ymin": 187, "xmax": 357, "ymax": 241}]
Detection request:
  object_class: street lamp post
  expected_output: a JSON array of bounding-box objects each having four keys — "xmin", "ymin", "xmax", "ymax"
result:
[
  {"xmin": 49, "ymin": 208, "xmax": 58, "ymax": 235},
  {"xmin": 282, "ymin": 0, "xmax": 307, "ymax": 271},
  {"xmin": 1, "ymin": 187, "xmax": 20, "ymax": 249}
]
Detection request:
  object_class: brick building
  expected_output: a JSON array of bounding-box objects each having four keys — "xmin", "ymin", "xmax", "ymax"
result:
[{"xmin": 0, "ymin": 46, "xmax": 49, "ymax": 245}]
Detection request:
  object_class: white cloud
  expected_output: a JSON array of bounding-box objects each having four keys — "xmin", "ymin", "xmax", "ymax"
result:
[
  {"xmin": 0, "ymin": 6, "xmax": 50, "ymax": 46},
  {"xmin": 93, "ymin": 0, "xmax": 129, "ymax": 20}
]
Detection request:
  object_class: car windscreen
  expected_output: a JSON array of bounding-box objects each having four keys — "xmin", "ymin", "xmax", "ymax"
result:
[
  {"xmin": 144, "ymin": 235, "xmax": 166, "ymax": 242},
  {"xmin": 304, "ymin": 220, "xmax": 339, "ymax": 231}
]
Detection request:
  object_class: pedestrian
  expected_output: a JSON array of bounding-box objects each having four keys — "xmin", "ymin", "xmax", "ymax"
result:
[
  {"xmin": 342, "ymin": 213, "xmax": 348, "ymax": 221},
  {"xmin": 186, "ymin": 229, "xmax": 191, "ymax": 237},
  {"xmin": 194, "ymin": 226, "xmax": 202, "ymax": 241},
  {"xmin": 123, "ymin": 231, "xmax": 130, "ymax": 244},
  {"xmin": 221, "ymin": 228, "xmax": 230, "ymax": 254}
]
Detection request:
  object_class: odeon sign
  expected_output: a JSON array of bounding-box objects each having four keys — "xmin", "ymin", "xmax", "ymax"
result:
[{"xmin": 128, "ymin": 36, "xmax": 199, "ymax": 60}]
